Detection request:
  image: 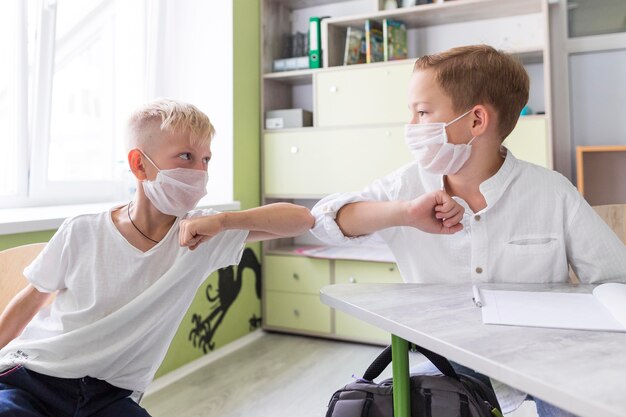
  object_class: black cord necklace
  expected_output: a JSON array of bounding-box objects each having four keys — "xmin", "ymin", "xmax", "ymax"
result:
[{"xmin": 127, "ymin": 201, "xmax": 159, "ymax": 244}]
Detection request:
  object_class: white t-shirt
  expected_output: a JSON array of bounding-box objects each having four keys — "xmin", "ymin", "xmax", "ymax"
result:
[
  {"xmin": 0, "ymin": 206, "xmax": 248, "ymax": 392},
  {"xmin": 311, "ymin": 148, "xmax": 626, "ymax": 412}
]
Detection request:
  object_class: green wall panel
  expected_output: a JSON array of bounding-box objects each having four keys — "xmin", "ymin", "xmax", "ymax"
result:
[{"xmin": 0, "ymin": 230, "xmax": 56, "ymax": 251}]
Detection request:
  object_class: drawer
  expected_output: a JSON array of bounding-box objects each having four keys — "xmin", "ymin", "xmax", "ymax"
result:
[
  {"xmin": 503, "ymin": 116, "xmax": 550, "ymax": 168},
  {"xmin": 334, "ymin": 260, "xmax": 401, "ymax": 343},
  {"xmin": 265, "ymin": 255, "xmax": 330, "ymax": 294},
  {"xmin": 265, "ymin": 291, "xmax": 331, "ymax": 333},
  {"xmin": 335, "ymin": 260, "xmax": 403, "ymax": 284},
  {"xmin": 316, "ymin": 63, "xmax": 414, "ymax": 127},
  {"xmin": 263, "ymin": 127, "xmax": 411, "ymax": 197}
]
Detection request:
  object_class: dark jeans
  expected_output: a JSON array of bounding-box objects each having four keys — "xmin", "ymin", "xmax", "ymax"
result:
[{"xmin": 0, "ymin": 365, "xmax": 150, "ymax": 417}]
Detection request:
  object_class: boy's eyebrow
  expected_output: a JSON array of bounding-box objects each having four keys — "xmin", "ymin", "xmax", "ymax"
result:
[{"xmin": 408, "ymin": 101, "xmax": 431, "ymax": 109}]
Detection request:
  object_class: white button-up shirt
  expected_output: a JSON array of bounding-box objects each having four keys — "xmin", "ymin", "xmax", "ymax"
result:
[
  {"xmin": 312, "ymin": 149, "xmax": 626, "ymax": 286},
  {"xmin": 311, "ymin": 149, "xmax": 626, "ymax": 413}
]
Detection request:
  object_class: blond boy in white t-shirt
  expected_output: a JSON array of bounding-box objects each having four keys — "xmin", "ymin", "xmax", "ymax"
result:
[
  {"xmin": 311, "ymin": 45, "xmax": 626, "ymax": 417},
  {"xmin": 0, "ymin": 99, "xmax": 314, "ymax": 417}
]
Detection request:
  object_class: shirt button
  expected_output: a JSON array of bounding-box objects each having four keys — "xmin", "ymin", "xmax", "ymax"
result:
[
  {"xmin": 475, "ymin": 267, "xmax": 483, "ymax": 274},
  {"xmin": 474, "ymin": 215, "xmax": 481, "ymax": 221}
]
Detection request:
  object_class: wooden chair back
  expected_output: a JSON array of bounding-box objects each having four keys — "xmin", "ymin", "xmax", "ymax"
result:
[
  {"xmin": 593, "ymin": 204, "xmax": 626, "ymax": 244},
  {"xmin": 0, "ymin": 243, "xmax": 47, "ymax": 312}
]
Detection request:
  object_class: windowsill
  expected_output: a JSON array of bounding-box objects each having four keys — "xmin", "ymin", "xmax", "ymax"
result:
[{"xmin": 0, "ymin": 199, "xmax": 241, "ymax": 236}]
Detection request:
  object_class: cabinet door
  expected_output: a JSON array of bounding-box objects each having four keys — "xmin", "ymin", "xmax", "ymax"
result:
[
  {"xmin": 265, "ymin": 291, "xmax": 331, "ymax": 334},
  {"xmin": 503, "ymin": 116, "xmax": 550, "ymax": 168},
  {"xmin": 264, "ymin": 127, "xmax": 411, "ymax": 197},
  {"xmin": 265, "ymin": 255, "xmax": 330, "ymax": 295},
  {"xmin": 316, "ymin": 63, "xmax": 415, "ymax": 127},
  {"xmin": 334, "ymin": 261, "xmax": 402, "ymax": 344}
]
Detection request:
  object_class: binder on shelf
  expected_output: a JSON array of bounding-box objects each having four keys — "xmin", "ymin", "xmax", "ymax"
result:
[
  {"xmin": 309, "ymin": 17, "xmax": 322, "ymax": 68},
  {"xmin": 383, "ymin": 19, "xmax": 408, "ymax": 61},
  {"xmin": 365, "ymin": 19, "xmax": 384, "ymax": 64}
]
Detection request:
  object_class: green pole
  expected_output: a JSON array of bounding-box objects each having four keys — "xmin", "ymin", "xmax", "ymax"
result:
[{"xmin": 391, "ymin": 335, "xmax": 411, "ymax": 417}]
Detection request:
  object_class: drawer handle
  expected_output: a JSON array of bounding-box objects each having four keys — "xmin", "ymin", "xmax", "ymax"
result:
[
  {"xmin": 384, "ymin": 131, "xmax": 391, "ymax": 137},
  {"xmin": 389, "ymin": 267, "xmax": 395, "ymax": 272},
  {"xmin": 290, "ymin": 146, "xmax": 299, "ymax": 154},
  {"xmin": 348, "ymin": 276, "xmax": 356, "ymax": 284},
  {"xmin": 329, "ymin": 85, "xmax": 338, "ymax": 93},
  {"xmin": 292, "ymin": 273, "xmax": 300, "ymax": 280},
  {"xmin": 293, "ymin": 309, "xmax": 300, "ymax": 317}
]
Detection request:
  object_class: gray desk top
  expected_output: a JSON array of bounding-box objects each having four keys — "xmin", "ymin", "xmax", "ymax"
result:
[{"xmin": 320, "ymin": 283, "xmax": 626, "ymax": 417}]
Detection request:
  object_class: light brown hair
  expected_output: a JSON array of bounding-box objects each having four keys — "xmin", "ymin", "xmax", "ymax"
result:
[
  {"xmin": 126, "ymin": 98, "xmax": 215, "ymax": 150},
  {"xmin": 413, "ymin": 45, "xmax": 529, "ymax": 140}
]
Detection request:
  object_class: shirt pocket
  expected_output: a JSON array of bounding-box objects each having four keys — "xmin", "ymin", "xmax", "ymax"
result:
[{"xmin": 496, "ymin": 234, "xmax": 565, "ymax": 283}]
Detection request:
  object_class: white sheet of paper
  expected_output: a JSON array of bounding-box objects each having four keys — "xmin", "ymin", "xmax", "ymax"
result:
[{"xmin": 480, "ymin": 284, "xmax": 626, "ymax": 332}]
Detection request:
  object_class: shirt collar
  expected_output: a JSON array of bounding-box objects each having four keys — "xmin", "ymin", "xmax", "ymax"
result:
[
  {"xmin": 478, "ymin": 147, "xmax": 517, "ymax": 210},
  {"xmin": 417, "ymin": 147, "xmax": 519, "ymax": 211}
]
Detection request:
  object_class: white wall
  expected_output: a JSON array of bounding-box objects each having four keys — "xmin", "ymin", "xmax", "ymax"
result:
[{"xmin": 153, "ymin": 0, "xmax": 234, "ymax": 205}]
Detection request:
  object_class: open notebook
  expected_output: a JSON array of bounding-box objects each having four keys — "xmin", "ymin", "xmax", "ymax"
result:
[{"xmin": 479, "ymin": 283, "xmax": 626, "ymax": 332}]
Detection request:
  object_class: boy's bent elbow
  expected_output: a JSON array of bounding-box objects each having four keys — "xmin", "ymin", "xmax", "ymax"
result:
[{"xmin": 297, "ymin": 206, "xmax": 315, "ymax": 233}]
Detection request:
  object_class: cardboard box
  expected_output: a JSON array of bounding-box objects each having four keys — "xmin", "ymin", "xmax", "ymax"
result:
[{"xmin": 265, "ymin": 109, "xmax": 313, "ymax": 129}]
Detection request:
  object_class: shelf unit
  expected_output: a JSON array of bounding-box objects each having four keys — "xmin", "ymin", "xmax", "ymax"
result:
[{"xmin": 260, "ymin": 0, "xmax": 554, "ymax": 344}]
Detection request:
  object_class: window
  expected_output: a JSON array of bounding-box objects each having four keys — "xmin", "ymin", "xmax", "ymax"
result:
[
  {"xmin": 1, "ymin": 0, "xmax": 234, "ymax": 210},
  {"xmin": 28, "ymin": 0, "xmax": 148, "ymax": 205},
  {"xmin": 0, "ymin": 1, "xmax": 27, "ymax": 201}
]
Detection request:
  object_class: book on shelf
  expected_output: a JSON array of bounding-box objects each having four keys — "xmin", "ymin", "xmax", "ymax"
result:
[
  {"xmin": 365, "ymin": 19, "xmax": 384, "ymax": 64},
  {"xmin": 343, "ymin": 26, "xmax": 366, "ymax": 65},
  {"xmin": 383, "ymin": 19, "xmax": 408, "ymax": 61},
  {"xmin": 479, "ymin": 283, "xmax": 626, "ymax": 332}
]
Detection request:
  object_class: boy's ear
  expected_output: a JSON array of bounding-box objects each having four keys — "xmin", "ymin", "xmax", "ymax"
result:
[
  {"xmin": 469, "ymin": 105, "xmax": 490, "ymax": 137},
  {"xmin": 128, "ymin": 149, "xmax": 148, "ymax": 180}
]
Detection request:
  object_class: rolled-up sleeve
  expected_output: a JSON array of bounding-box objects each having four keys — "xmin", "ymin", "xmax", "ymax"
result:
[{"xmin": 311, "ymin": 169, "xmax": 402, "ymax": 246}]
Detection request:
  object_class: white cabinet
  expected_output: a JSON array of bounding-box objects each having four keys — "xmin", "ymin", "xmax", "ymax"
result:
[
  {"xmin": 316, "ymin": 63, "xmax": 414, "ymax": 127},
  {"xmin": 503, "ymin": 116, "xmax": 551, "ymax": 168},
  {"xmin": 264, "ymin": 126, "xmax": 411, "ymax": 197}
]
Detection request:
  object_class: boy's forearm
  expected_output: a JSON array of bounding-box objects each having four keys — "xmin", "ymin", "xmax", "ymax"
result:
[
  {"xmin": 220, "ymin": 203, "xmax": 314, "ymax": 237},
  {"xmin": 0, "ymin": 285, "xmax": 50, "ymax": 349},
  {"xmin": 336, "ymin": 201, "xmax": 408, "ymax": 237}
]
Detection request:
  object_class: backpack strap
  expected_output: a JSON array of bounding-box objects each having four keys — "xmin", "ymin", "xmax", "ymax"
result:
[{"xmin": 362, "ymin": 343, "xmax": 460, "ymax": 382}]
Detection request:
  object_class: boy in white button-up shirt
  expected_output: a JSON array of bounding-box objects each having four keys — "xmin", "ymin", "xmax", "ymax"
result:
[{"xmin": 311, "ymin": 45, "xmax": 626, "ymax": 417}]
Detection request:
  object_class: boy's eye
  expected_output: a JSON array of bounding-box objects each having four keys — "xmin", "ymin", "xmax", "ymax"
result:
[
  {"xmin": 179, "ymin": 153, "xmax": 192, "ymax": 160},
  {"xmin": 203, "ymin": 157, "xmax": 211, "ymax": 165},
  {"xmin": 417, "ymin": 111, "xmax": 426, "ymax": 117}
]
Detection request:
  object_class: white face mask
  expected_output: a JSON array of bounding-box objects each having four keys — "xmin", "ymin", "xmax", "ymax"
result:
[
  {"xmin": 139, "ymin": 151, "xmax": 208, "ymax": 217},
  {"xmin": 404, "ymin": 109, "xmax": 477, "ymax": 175}
]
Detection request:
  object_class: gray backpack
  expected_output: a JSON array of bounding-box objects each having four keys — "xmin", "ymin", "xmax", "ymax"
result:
[{"xmin": 326, "ymin": 344, "xmax": 503, "ymax": 417}]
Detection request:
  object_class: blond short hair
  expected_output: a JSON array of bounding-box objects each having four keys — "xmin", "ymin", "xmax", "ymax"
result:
[
  {"xmin": 126, "ymin": 98, "xmax": 215, "ymax": 150},
  {"xmin": 413, "ymin": 45, "xmax": 529, "ymax": 140}
]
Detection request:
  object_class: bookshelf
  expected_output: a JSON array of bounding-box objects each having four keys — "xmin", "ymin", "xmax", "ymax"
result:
[{"xmin": 260, "ymin": 0, "xmax": 554, "ymax": 344}]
